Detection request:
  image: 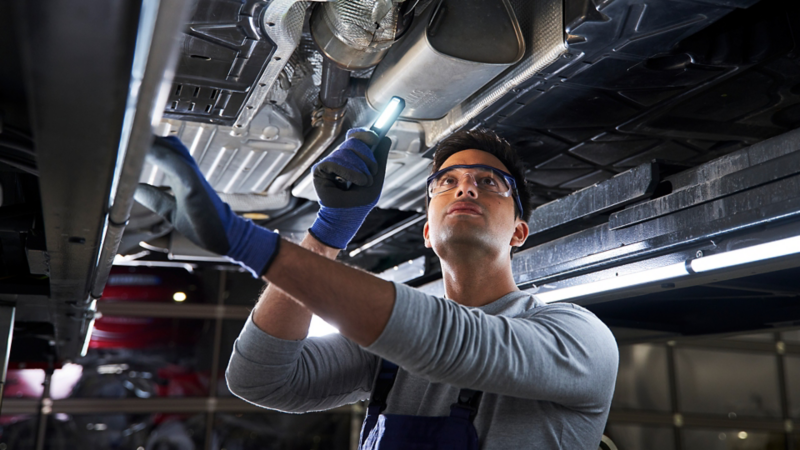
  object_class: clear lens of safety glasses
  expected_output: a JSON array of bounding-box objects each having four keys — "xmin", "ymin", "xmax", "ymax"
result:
[
  {"xmin": 428, "ymin": 165, "xmax": 512, "ymax": 198},
  {"xmin": 426, "ymin": 164, "xmax": 525, "ymax": 217}
]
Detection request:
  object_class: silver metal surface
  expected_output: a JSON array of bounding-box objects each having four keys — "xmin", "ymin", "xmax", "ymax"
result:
[
  {"xmin": 1, "ymin": 397, "xmax": 352, "ymax": 415},
  {"xmin": 292, "ymin": 119, "xmax": 431, "ymax": 212},
  {"xmin": 91, "ymin": 0, "xmax": 193, "ymax": 300},
  {"xmin": 367, "ymin": 0, "xmax": 525, "ymax": 120},
  {"xmin": 311, "ymin": 0, "xmax": 399, "ymax": 70},
  {"xmin": 0, "ymin": 306, "xmax": 14, "ymax": 412},
  {"xmin": 349, "ymin": 214, "xmax": 426, "ymax": 257},
  {"xmin": 233, "ymin": 0, "xmax": 310, "ymax": 130},
  {"xmin": 146, "ymin": 104, "xmax": 303, "ymax": 210},
  {"xmin": 420, "ymin": 0, "xmax": 565, "ymax": 146},
  {"xmin": 511, "ymin": 127, "xmax": 800, "ymax": 301},
  {"xmin": 266, "ymin": 106, "xmax": 347, "ymax": 194},
  {"xmin": 168, "ymin": 232, "xmax": 229, "ymax": 262},
  {"xmin": 97, "ymin": 300, "xmax": 250, "ymax": 320}
]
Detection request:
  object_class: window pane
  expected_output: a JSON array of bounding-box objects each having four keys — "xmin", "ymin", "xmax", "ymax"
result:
[
  {"xmin": 682, "ymin": 429, "xmax": 785, "ymax": 450},
  {"xmin": 212, "ymin": 412, "xmax": 351, "ymax": 449},
  {"xmin": 613, "ymin": 344, "xmax": 671, "ymax": 411},
  {"xmin": 606, "ymin": 424, "xmax": 674, "ymax": 450},
  {"xmin": 675, "ymin": 349, "xmax": 781, "ymax": 417}
]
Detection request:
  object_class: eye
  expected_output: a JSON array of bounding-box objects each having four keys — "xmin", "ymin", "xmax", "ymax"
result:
[
  {"xmin": 440, "ymin": 175, "xmax": 457, "ymax": 185},
  {"xmin": 479, "ymin": 176, "xmax": 498, "ymax": 186}
]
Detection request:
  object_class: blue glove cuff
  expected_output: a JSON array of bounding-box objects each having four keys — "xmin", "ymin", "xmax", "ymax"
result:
[
  {"xmin": 309, "ymin": 204, "xmax": 374, "ymax": 250},
  {"xmin": 226, "ymin": 214, "xmax": 282, "ymax": 277}
]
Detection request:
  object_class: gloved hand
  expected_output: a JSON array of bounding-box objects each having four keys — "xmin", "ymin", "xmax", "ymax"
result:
[
  {"xmin": 309, "ymin": 128, "xmax": 391, "ymax": 249},
  {"xmin": 134, "ymin": 136, "xmax": 280, "ymax": 278}
]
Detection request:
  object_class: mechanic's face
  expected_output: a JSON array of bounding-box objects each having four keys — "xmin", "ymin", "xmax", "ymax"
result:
[{"xmin": 423, "ymin": 150, "xmax": 528, "ymax": 261}]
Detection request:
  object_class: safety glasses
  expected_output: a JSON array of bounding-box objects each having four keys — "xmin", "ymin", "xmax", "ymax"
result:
[{"xmin": 426, "ymin": 164, "xmax": 523, "ymax": 216}]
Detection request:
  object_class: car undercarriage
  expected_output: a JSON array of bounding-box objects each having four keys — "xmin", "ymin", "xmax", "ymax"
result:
[{"xmin": 1, "ymin": 0, "xmax": 800, "ymax": 384}]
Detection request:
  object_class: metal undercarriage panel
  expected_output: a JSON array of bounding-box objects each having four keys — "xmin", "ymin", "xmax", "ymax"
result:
[
  {"xmin": 145, "ymin": 104, "xmax": 303, "ymax": 211},
  {"xmin": 1, "ymin": 0, "xmax": 800, "ymax": 368},
  {"xmin": 341, "ymin": 0, "xmax": 800, "ymax": 273}
]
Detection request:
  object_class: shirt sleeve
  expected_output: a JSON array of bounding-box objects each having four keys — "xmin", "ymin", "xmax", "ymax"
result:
[
  {"xmin": 225, "ymin": 313, "xmax": 379, "ymax": 413},
  {"xmin": 365, "ymin": 283, "xmax": 619, "ymax": 412}
]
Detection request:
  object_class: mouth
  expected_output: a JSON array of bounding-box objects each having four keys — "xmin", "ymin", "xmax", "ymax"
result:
[{"xmin": 446, "ymin": 201, "xmax": 483, "ymax": 216}]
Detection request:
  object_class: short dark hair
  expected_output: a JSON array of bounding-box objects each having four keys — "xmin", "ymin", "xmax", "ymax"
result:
[{"xmin": 431, "ymin": 128, "xmax": 532, "ymax": 222}]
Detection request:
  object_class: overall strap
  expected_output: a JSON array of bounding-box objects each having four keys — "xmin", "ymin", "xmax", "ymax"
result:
[
  {"xmin": 367, "ymin": 359, "xmax": 399, "ymax": 414},
  {"xmin": 450, "ymin": 388, "xmax": 483, "ymax": 422}
]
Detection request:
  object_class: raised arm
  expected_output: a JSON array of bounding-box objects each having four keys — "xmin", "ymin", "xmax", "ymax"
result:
[
  {"xmin": 136, "ymin": 132, "xmax": 392, "ymax": 412},
  {"xmin": 261, "ymin": 243, "xmax": 618, "ymax": 410},
  {"xmin": 252, "ymin": 233, "xmax": 337, "ymax": 341},
  {"xmin": 225, "ymin": 233, "xmax": 381, "ymax": 413}
]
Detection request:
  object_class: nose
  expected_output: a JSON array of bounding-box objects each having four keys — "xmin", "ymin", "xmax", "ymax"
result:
[{"xmin": 454, "ymin": 173, "xmax": 479, "ymax": 199}]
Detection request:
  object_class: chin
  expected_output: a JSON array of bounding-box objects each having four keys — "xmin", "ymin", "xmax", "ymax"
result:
[{"xmin": 431, "ymin": 224, "xmax": 499, "ymax": 257}]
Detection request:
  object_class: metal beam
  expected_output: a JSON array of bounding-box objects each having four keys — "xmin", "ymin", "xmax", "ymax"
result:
[
  {"xmin": 96, "ymin": 301, "xmax": 251, "ymax": 320},
  {"xmin": 90, "ymin": 0, "xmax": 194, "ymax": 299},
  {"xmin": 513, "ymin": 127, "xmax": 800, "ymax": 288},
  {"xmin": 12, "ymin": 0, "xmax": 191, "ymax": 360},
  {"xmin": 515, "ymin": 176, "xmax": 800, "ymax": 288},
  {"xmin": 205, "ymin": 272, "xmax": 226, "ymax": 450},
  {"xmin": 14, "ymin": 0, "xmax": 141, "ymax": 359},
  {"xmin": 610, "ymin": 150, "xmax": 800, "ymax": 230},
  {"xmin": 0, "ymin": 397, "xmax": 352, "ymax": 415},
  {"xmin": 528, "ymin": 162, "xmax": 658, "ymax": 236},
  {"xmin": 608, "ymin": 410, "xmax": 793, "ymax": 433},
  {"xmin": 0, "ymin": 306, "xmax": 14, "ymax": 412}
]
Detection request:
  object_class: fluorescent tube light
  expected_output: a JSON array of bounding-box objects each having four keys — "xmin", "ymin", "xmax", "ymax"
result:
[
  {"xmin": 373, "ymin": 97, "xmax": 403, "ymax": 131},
  {"xmin": 535, "ymin": 234, "xmax": 800, "ymax": 303},
  {"xmin": 690, "ymin": 235, "xmax": 800, "ymax": 273},
  {"xmin": 536, "ymin": 262, "xmax": 690, "ymax": 303}
]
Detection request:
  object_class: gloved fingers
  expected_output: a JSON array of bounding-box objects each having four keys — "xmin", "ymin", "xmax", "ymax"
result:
[
  {"xmin": 338, "ymin": 137, "xmax": 379, "ymax": 176},
  {"xmin": 134, "ymin": 184, "xmax": 178, "ymax": 224},
  {"xmin": 146, "ymin": 136, "xmax": 210, "ymax": 191},
  {"xmin": 371, "ymin": 137, "xmax": 392, "ymax": 181},
  {"xmin": 314, "ymin": 159, "xmax": 373, "ymax": 187},
  {"xmin": 346, "ymin": 129, "xmax": 380, "ymax": 147}
]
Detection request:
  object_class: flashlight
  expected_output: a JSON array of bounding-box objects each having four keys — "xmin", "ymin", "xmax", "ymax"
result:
[
  {"xmin": 336, "ymin": 96, "xmax": 405, "ymax": 190},
  {"xmin": 370, "ymin": 96, "xmax": 405, "ymax": 139}
]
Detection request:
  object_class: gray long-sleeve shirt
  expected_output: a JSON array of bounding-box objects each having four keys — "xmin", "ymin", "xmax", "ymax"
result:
[{"xmin": 226, "ymin": 282, "xmax": 619, "ymax": 449}]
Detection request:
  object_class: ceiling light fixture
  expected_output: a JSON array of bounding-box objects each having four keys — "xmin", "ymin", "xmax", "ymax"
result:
[
  {"xmin": 689, "ymin": 235, "xmax": 800, "ymax": 273},
  {"xmin": 536, "ymin": 262, "xmax": 690, "ymax": 303},
  {"xmin": 535, "ymin": 234, "xmax": 800, "ymax": 303}
]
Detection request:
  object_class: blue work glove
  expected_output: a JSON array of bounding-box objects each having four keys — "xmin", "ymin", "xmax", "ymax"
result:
[
  {"xmin": 134, "ymin": 136, "xmax": 280, "ymax": 277},
  {"xmin": 309, "ymin": 128, "xmax": 392, "ymax": 249}
]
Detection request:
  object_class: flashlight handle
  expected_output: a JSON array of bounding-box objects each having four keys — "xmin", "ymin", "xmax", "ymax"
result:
[{"xmin": 336, "ymin": 97, "xmax": 405, "ymax": 190}]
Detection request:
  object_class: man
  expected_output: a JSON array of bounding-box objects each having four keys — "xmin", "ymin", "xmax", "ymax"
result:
[{"xmin": 136, "ymin": 128, "xmax": 618, "ymax": 449}]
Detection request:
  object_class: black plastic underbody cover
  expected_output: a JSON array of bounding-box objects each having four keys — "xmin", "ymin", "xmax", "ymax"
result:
[{"xmin": 163, "ymin": 0, "xmax": 276, "ymax": 125}]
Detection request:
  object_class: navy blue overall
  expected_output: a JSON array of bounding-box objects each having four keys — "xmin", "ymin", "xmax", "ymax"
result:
[{"xmin": 358, "ymin": 360, "xmax": 482, "ymax": 450}]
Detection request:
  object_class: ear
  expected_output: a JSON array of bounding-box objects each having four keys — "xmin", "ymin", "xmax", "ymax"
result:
[
  {"xmin": 423, "ymin": 221, "xmax": 432, "ymax": 248},
  {"xmin": 510, "ymin": 218, "xmax": 529, "ymax": 248}
]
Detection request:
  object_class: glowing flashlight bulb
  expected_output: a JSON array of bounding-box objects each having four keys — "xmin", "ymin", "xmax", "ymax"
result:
[{"xmin": 373, "ymin": 97, "xmax": 403, "ymax": 131}]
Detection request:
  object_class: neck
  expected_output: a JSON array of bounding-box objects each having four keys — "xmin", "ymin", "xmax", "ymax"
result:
[{"xmin": 440, "ymin": 252, "xmax": 519, "ymax": 307}]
